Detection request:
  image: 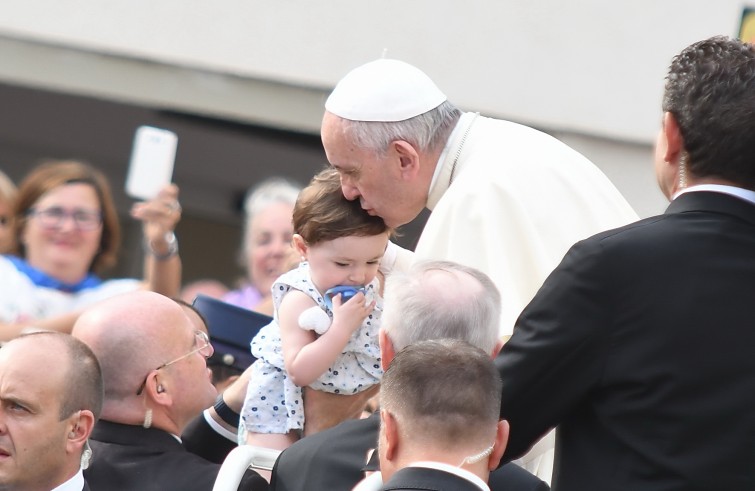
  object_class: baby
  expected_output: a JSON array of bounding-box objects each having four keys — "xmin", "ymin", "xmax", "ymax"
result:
[{"xmin": 241, "ymin": 167, "xmax": 391, "ymax": 452}]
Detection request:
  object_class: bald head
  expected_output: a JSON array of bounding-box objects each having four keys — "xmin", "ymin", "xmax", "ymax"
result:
[
  {"xmin": 382, "ymin": 260, "xmax": 501, "ymax": 354},
  {"xmin": 72, "ymin": 291, "xmax": 192, "ymax": 402},
  {"xmin": 73, "ymin": 291, "xmax": 217, "ymax": 434}
]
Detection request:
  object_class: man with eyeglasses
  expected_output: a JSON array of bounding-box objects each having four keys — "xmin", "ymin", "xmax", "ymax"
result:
[{"xmin": 72, "ymin": 290, "xmax": 268, "ymax": 491}]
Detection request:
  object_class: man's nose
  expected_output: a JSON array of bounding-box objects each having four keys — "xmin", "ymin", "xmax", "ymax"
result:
[{"xmin": 341, "ymin": 183, "xmax": 360, "ymax": 201}]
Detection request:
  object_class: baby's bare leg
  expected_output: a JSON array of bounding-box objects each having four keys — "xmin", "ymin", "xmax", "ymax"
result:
[{"xmin": 302, "ymin": 385, "xmax": 380, "ymax": 436}]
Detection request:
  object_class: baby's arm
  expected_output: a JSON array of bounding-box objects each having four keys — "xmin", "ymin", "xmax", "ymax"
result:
[{"xmin": 280, "ymin": 290, "xmax": 373, "ymax": 388}]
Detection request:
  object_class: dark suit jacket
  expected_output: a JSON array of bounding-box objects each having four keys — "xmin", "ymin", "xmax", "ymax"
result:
[
  {"xmin": 86, "ymin": 420, "xmax": 268, "ymax": 491},
  {"xmin": 496, "ymin": 191, "xmax": 755, "ymax": 491},
  {"xmin": 182, "ymin": 413, "xmax": 237, "ymax": 464},
  {"xmin": 380, "ymin": 466, "xmax": 483, "ymax": 491},
  {"xmin": 270, "ymin": 412, "xmax": 548, "ymax": 491}
]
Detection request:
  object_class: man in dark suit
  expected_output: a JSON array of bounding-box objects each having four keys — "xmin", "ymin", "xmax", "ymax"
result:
[
  {"xmin": 496, "ymin": 36, "xmax": 755, "ymax": 491},
  {"xmin": 271, "ymin": 261, "xmax": 549, "ymax": 491},
  {"xmin": 378, "ymin": 339, "xmax": 506, "ymax": 491},
  {"xmin": 0, "ymin": 332, "xmax": 102, "ymax": 491},
  {"xmin": 72, "ymin": 291, "xmax": 268, "ymax": 491}
]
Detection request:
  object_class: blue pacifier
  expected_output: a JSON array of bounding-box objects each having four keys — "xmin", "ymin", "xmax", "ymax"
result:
[{"xmin": 323, "ymin": 285, "xmax": 366, "ymax": 310}]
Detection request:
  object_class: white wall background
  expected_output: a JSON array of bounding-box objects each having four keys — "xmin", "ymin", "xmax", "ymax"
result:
[{"xmin": 0, "ymin": 0, "xmax": 749, "ymax": 217}]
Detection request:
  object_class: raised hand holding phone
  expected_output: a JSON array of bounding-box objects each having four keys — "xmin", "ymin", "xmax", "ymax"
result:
[{"xmin": 125, "ymin": 125, "xmax": 177, "ymax": 200}]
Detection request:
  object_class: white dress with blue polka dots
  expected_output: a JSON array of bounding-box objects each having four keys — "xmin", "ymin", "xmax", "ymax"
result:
[{"xmin": 241, "ymin": 263, "xmax": 383, "ymax": 434}]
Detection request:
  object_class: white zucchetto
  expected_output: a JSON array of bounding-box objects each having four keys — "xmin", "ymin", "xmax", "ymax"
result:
[{"xmin": 325, "ymin": 59, "xmax": 447, "ymax": 122}]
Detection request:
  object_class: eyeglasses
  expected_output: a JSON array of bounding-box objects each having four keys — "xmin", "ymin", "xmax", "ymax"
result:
[
  {"xmin": 27, "ymin": 206, "xmax": 102, "ymax": 231},
  {"xmin": 136, "ymin": 330, "xmax": 214, "ymax": 396}
]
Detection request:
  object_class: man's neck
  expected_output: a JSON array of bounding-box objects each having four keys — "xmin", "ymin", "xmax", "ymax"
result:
[{"xmin": 100, "ymin": 405, "xmax": 183, "ymax": 438}]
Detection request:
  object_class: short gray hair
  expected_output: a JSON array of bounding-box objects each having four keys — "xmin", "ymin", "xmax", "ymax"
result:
[
  {"xmin": 338, "ymin": 101, "xmax": 461, "ymax": 156},
  {"xmin": 240, "ymin": 177, "xmax": 301, "ymax": 265},
  {"xmin": 382, "ymin": 260, "xmax": 501, "ymax": 354}
]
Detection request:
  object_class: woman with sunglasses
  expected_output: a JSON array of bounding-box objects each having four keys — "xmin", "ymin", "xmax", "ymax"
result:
[{"xmin": 0, "ymin": 160, "xmax": 182, "ymax": 340}]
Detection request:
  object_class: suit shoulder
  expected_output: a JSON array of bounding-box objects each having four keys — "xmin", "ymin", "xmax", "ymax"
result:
[{"xmin": 489, "ymin": 463, "xmax": 550, "ymax": 491}]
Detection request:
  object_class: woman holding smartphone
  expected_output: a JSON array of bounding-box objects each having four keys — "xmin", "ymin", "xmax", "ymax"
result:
[{"xmin": 0, "ymin": 159, "xmax": 182, "ymax": 341}]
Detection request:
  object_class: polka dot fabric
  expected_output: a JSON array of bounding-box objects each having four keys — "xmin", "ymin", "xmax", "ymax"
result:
[{"xmin": 241, "ymin": 263, "xmax": 383, "ymax": 434}]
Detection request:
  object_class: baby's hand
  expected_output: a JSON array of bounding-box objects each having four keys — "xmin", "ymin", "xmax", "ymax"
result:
[{"xmin": 330, "ymin": 292, "xmax": 374, "ymax": 336}]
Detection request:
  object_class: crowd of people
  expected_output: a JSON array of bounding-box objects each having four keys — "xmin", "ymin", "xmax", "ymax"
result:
[{"xmin": 0, "ymin": 35, "xmax": 752, "ymax": 491}]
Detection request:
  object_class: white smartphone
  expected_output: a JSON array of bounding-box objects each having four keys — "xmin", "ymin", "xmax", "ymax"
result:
[{"xmin": 125, "ymin": 125, "xmax": 178, "ymax": 200}]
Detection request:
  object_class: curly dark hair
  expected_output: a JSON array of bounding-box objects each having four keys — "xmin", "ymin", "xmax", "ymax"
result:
[{"xmin": 662, "ymin": 36, "xmax": 755, "ymax": 189}]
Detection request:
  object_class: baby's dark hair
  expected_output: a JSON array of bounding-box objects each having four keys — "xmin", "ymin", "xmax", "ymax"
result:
[{"xmin": 293, "ymin": 167, "xmax": 391, "ymax": 245}]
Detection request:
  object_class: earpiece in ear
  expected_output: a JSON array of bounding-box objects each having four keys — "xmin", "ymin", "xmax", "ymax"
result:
[{"xmin": 157, "ymin": 385, "xmax": 165, "ymax": 393}]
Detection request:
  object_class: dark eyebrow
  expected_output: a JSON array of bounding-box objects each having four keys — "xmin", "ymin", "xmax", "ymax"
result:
[{"xmin": 0, "ymin": 395, "xmax": 35, "ymax": 412}]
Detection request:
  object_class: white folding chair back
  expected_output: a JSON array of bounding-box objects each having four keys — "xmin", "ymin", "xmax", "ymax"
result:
[{"xmin": 212, "ymin": 445, "xmax": 281, "ymax": 491}]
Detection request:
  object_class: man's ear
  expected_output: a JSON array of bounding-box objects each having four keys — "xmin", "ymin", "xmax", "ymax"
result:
[
  {"xmin": 391, "ymin": 140, "xmax": 421, "ymax": 180},
  {"xmin": 292, "ymin": 234, "xmax": 307, "ymax": 259},
  {"xmin": 491, "ymin": 336, "xmax": 508, "ymax": 358},
  {"xmin": 381, "ymin": 409, "xmax": 399, "ymax": 462},
  {"xmin": 66, "ymin": 410, "xmax": 96, "ymax": 452},
  {"xmin": 661, "ymin": 112, "xmax": 684, "ymax": 164},
  {"xmin": 488, "ymin": 419, "xmax": 509, "ymax": 471},
  {"xmin": 379, "ymin": 329, "xmax": 395, "ymax": 371},
  {"xmin": 145, "ymin": 373, "xmax": 173, "ymax": 407}
]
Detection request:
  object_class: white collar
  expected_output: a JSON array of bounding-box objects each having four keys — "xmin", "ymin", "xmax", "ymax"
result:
[
  {"xmin": 202, "ymin": 408, "xmax": 237, "ymax": 442},
  {"xmin": 408, "ymin": 461, "xmax": 489, "ymax": 490},
  {"xmin": 429, "ymin": 117, "xmax": 465, "ymax": 192},
  {"xmin": 427, "ymin": 112, "xmax": 479, "ymax": 210},
  {"xmin": 673, "ymin": 184, "xmax": 755, "ymax": 205},
  {"xmin": 51, "ymin": 468, "xmax": 85, "ymax": 491}
]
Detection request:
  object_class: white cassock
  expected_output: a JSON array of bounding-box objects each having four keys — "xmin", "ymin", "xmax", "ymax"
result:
[
  {"xmin": 390, "ymin": 111, "xmax": 639, "ymax": 483},
  {"xmin": 418, "ymin": 111, "xmax": 638, "ymax": 336}
]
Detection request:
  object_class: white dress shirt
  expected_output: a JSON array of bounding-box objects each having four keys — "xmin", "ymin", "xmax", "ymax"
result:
[{"xmin": 51, "ymin": 469, "xmax": 85, "ymax": 491}]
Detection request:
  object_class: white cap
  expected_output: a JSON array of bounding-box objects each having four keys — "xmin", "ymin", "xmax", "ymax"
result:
[{"xmin": 325, "ymin": 59, "xmax": 447, "ymax": 122}]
